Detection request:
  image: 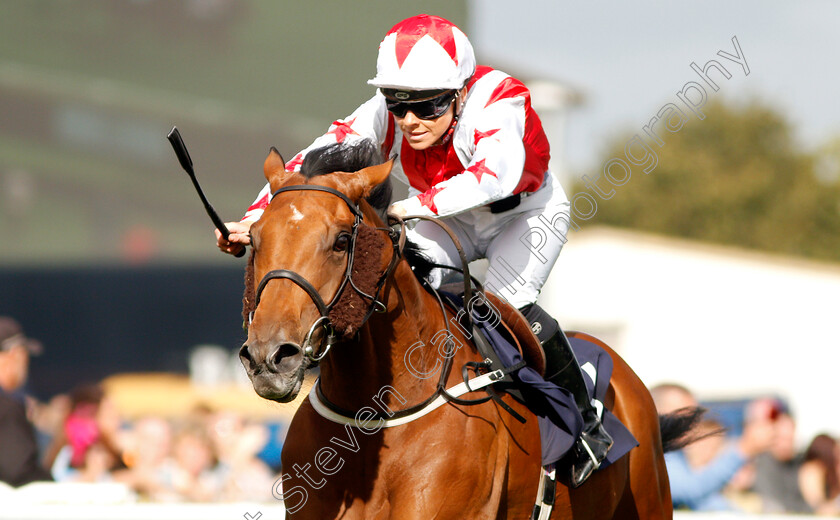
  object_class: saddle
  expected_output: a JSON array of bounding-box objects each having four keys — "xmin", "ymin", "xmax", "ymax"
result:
[
  {"xmin": 481, "ymin": 292, "xmax": 546, "ymax": 378},
  {"xmin": 437, "ymin": 282, "xmax": 545, "ymax": 380},
  {"xmin": 436, "ymin": 283, "xmax": 639, "ymax": 471}
]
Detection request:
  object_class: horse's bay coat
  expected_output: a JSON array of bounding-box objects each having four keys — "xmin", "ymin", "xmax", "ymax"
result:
[{"xmin": 241, "ymin": 149, "xmax": 675, "ymax": 519}]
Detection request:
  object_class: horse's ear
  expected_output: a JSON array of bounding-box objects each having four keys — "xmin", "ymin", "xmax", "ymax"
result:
[
  {"xmin": 264, "ymin": 147, "xmax": 292, "ymax": 192},
  {"xmin": 355, "ymin": 158, "xmax": 394, "ymax": 197}
]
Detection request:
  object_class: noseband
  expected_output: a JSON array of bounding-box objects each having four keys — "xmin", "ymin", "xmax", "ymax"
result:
[{"xmin": 251, "ymin": 184, "xmax": 402, "ymax": 363}]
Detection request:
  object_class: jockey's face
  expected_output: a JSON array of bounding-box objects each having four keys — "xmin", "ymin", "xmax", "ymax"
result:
[{"xmin": 395, "ymin": 88, "xmax": 464, "ymax": 150}]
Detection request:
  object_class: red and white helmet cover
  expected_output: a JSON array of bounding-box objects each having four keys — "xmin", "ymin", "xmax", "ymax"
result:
[{"xmin": 368, "ymin": 14, "xmax": 476, "ymax": 91}]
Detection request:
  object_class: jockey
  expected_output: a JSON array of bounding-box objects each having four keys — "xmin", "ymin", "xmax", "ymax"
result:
[{"xmin": 217, "ymin": 14, "xmax": 611, "ymax": 487}]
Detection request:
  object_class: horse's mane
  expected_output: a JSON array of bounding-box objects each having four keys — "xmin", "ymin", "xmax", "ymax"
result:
[
  {"xmin": 242, "ymin": 140, "xmax": 394, "ymax": 326},
  {"xmin": 299, "ymin": 140, "xmax": 392, "ymax": 215},
  {"xmin": 402, "ymin": 240, "xmax": 435, "ymax": 281}
]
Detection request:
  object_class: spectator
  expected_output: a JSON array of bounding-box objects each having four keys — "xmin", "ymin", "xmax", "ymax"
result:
[
  {"xmin": 49, "ymin": 383, "xmax": 124, "ymax": 481},
  {"xmin": 168, "ymin": 423, "xmax": 223, "ymax": 501},
  {"xmin": 208, "ymin": 411, "xmax": 275, "ymax": 502},
  {"xmin": 30, "ymin": 393, "xmax": 71, "ymax": 466},
  {"xmin": 650, "ymin": 383, "xmax": 775, "ymax": 512},
  {"xmin": 682, "ymin": 418, "xmax": 727, "ymax": 469},
  {"xmin": 115, "ymin": 416, "xmax": 176, "ymax": 500},
  {"xmin": 72, "ymin": 440, "xmax": 118, "ymax": 483},
  {"xmin": 0, "ymin": 316, "xmax": 52, "ymax": 487},
  {"xmin": 748, "ymin": 397, "xmax": 813, "ymax": 514},
  {"xmin": 798, "ymin": 433, "xmax": 840, "ymax": 515}
]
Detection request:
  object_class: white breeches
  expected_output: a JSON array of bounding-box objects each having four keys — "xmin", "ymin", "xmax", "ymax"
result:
[{"xmin": 406, "ymin": 171, "xmax": 571, "ymax": 309}]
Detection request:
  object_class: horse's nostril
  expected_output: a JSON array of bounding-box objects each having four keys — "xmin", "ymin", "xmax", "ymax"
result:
[
  {"xmin": 239, "ymin": 344, "xmax": 253, "ymax": 367},
  {"xmin": 271, "ymin": 342, "xmax": 302, "ymax": 370}
]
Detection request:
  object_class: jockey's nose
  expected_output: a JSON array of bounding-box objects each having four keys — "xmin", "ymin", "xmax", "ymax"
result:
[
  {"xmin": 239, "ymin": 342, "xmax": 303, "ymax": 373},
  {"xmin": 402, "ymin": 110, "xmax": 420, "ymax": 125}
]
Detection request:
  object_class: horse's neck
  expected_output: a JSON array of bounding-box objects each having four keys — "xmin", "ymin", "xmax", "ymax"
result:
[{"xmin": 318, "ymin": 260, "xmax": 457, "ymax": 411}]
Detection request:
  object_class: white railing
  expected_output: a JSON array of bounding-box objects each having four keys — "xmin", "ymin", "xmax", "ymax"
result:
[
  {"xmin": 0, "ymin": 483, "xmax": 816, "ymax": 520},
  {"xmin": 0, "ymin": 506, "xmax": 816, "ymax": 520},
  {"xmin": 0, "ymin": 503, "xmax": 287, "ymax": 520},
  {"xmin": 0, "ymin": 482, "xmax": 285, "ymax": 520},
  {"xmin": 674, "ymin": 514, "xmax": 812, "ymax": 520}
]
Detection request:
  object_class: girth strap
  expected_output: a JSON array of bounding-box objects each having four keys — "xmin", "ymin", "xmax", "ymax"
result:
[{"xmin": 531, "ymin": 464, "xmax": 557, "ymax": 520}]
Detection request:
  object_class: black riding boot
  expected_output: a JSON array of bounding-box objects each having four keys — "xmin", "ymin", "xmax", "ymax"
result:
[{"xmin": 521, "ymin": 304, "xmax": 614, "ymax": 488}]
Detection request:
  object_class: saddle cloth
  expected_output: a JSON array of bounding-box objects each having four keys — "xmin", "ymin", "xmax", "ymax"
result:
[{"xmin": 441, "ymin": 291, "xmax": 638, "ymax": 468}]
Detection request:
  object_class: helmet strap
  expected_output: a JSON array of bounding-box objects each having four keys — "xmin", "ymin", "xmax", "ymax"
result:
[{"xmin": 440, "ymin": 90, "xmax": 464, "ymax": 146}]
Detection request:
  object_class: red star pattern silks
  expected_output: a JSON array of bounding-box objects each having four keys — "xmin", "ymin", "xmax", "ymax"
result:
[
  {"xmin": 285, "ymin": 153, "xmax": 304, "ymax": 172},
  {"xmin": 474, "ymin": 128, "xmax": 500, "ymax": 145},
  {"xmin": 466, "ymin": 159, "xmax": 497, "ymax": 183},
  {"xmin": 326, "ymin": 118, "xmax": 358, "ymax": 143},
  {"xmin": 245, "ymin": 64, "xmax": 552, "ymax": 221},
  {"xmin": 249, "ymin": 193, "xmax": 269, "ymax": 213},
  {"xmin": 417, "ymin": 186, "xmax": 444, "ymax": 214},
  {"xmin": 390, "ymin": 15, "xmax": 458, "ymax": 68}
]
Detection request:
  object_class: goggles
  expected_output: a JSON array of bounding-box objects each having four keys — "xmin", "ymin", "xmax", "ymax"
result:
[{"xmin": 385, "ymin": 90, "xmax": 458, "ymax": 120}]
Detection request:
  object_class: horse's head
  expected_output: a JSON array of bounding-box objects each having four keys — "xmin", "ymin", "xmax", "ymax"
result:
[{"xmin": 240, "ymin": 145, "xmax": 394, "ymax": 402}]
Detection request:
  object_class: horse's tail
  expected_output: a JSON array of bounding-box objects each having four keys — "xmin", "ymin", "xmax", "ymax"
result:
[{"xmin": 658, "ymin": 406, "xmax": 715, "ymax": 453}]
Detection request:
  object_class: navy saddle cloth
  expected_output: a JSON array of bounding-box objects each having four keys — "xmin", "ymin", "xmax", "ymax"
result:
[{"xmin": 443, "ymin": 291, "xmax": 638, "ymax": 467}]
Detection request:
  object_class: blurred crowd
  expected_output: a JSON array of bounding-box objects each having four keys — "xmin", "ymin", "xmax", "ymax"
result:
[
  {"xmin": 37, "ymin": 387, "xmax": 280, "ymax": 503},
  {"xmin": 0, "ymin": 316, "xmax": 283, "ymax": 503},
  {"xmin": 4, "ymin": 315, "xmax": 840, "ymax": 513},
  {"xmin": 652, "ymin": 383, "xmax": 840, "ymax": 516}
]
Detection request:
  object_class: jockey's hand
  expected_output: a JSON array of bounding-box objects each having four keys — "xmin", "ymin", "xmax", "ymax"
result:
[
  {"xmin": 216, "ymin": 221, "xmax": 252, "ymax": 256},
  {"xmin": 388, "ymin": 202, "xmax": 407, "ymax": 218}
]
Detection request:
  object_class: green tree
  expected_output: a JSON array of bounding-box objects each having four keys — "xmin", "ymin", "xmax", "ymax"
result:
[{"xmin": 578, "ymin": 99, "xmax": 840, "ymax": 263}]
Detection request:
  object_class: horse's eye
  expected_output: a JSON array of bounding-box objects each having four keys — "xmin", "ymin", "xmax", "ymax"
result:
[{"xmin": 333, "ymin": 233, "xmax": 351, "ymax": 252}]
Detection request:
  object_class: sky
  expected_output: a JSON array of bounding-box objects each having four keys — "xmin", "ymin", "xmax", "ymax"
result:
[{"xmin": 469, "ymin": 1, "xmax": 840, "ymax": 174}]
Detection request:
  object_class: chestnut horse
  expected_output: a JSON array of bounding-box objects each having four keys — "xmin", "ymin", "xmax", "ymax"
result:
[{"xmin": 240, "ymin": 143, "xmax": 683, "ymax": 519}]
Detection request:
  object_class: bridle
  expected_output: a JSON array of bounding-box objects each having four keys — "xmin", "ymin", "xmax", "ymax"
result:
[
  {"xmin": 251, "ymin": 184, "xmax": 403, "ymax": 363},
  {"xmin": 250, "ymin": 182, "xmax": 526, "ymax": 425}
]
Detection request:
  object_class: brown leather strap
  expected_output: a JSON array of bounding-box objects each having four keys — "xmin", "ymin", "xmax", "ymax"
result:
[{"xmin": 401, "ymin": 214, "xmax": 473, "ymax": 318}]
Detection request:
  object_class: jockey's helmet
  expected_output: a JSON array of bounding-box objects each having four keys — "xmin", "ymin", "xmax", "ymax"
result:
[{"xmin": 368, "ymin": 14, "xmax": 476, "ymax": 92}]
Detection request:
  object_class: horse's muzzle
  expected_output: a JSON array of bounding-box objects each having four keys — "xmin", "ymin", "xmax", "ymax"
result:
[{"xmin": 239, "ymin": 341, "xmax": 306, "ymax": 402}]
